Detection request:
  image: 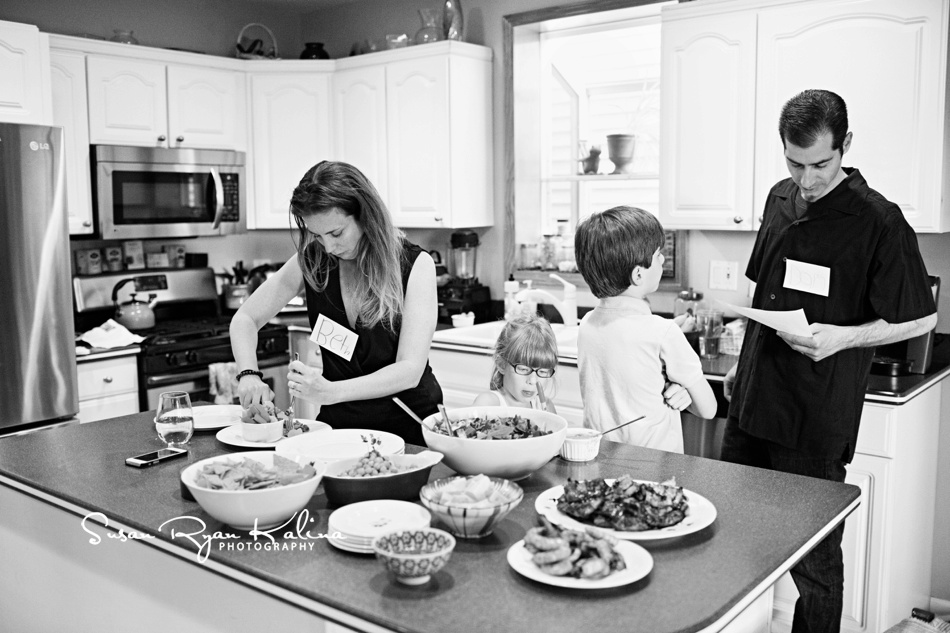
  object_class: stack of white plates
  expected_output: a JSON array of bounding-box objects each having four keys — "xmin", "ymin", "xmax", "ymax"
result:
[{"xmin": 327, "ymin": 500, "xmax": 431, "ymax": 554}]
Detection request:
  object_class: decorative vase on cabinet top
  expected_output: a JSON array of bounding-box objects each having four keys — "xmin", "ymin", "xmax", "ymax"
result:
[
  {"xmin": 110, "ymin": 30, "xmax": 138, "ymax": 45},
  {"xmin": 300, "ymin": 42, "xmax": 330, "ymax": 59},
  {"xmin": 415, "ymin": 8, "xmax": 443, "ymax": 45},
  {"xmin": 442, "ymin": 0, "xmax": 464, "ymax": 41}
]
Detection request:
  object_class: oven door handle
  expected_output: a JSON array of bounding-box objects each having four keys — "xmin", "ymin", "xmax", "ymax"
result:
[
  {"xmin": 146, "ymin": 355, "xmax": 290, "ymax": 387},
  {"xmin": 209, "ymin": 166, "xmax": 225, "ymax": 229}
]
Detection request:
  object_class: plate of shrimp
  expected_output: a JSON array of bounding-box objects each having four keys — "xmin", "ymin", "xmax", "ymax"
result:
[{"xmin": 506, "ymin": 518, "xmax": 653, "ymax": 589}]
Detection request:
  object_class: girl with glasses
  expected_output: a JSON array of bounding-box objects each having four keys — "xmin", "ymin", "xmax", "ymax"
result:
[{"xmin": 472, "ymin": 314, "xmax": 558, "ymax": 413}]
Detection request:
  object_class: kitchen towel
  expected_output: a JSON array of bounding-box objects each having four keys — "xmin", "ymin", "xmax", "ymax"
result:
[
  {"xmin": 79, "ymin": 319, "xmax": 145, "ymax": 349},
  {"xmin": 208, "ymin": 362, "xmax": 239, "ymax": 404}
]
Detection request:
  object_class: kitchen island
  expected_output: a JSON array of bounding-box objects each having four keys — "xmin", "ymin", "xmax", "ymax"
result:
[{"xmin": 0, "ymin": 410, "xmax": 858, "ymax": 633}]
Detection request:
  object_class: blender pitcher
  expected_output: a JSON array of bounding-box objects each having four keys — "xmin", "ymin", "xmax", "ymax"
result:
[{"xmin": 449, "ymin": 230, "xmax": 479, "ymax": 281}]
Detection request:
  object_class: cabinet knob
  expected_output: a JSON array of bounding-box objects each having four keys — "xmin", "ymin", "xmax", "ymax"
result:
[
  {"xmin": 434, "ymin": 216, "xmax": 443, "ymax": 222},
  {"xmin": 82, "ymin": 221, "xmax": 92, "ymax": 227},
  {"xmin": 733, "ymin": 216, "xmax": 744, "ymax": 224},
  {"xmin": 103, "ymin": 376, "xmax": 113, "ymax": 383},
  {"xmin": 758, "ymin": 215, "xmax": 765, "ymax": 224},
  {"xmin": 176, "ymin": 136, "xmax": 185, "ymax": 143},
  {"xmin": 158, "ymin": 135, "xmax": 166, "ymax": 142}
]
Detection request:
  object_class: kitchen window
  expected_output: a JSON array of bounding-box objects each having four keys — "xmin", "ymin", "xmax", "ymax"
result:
[{"xmin": 507, "ymin": 0, "xmax": 684, "ymax": 290}]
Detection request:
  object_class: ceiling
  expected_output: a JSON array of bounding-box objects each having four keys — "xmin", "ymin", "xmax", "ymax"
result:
[{"xmin": 250, "ymin": 0, "xmax": 363, "ymax": 10}]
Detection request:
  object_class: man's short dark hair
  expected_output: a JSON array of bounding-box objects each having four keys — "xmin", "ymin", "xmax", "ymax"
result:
[
  {"xmin": 778, "ymin": 89, "xmax": 849, "ymax": 153},
  {"xmin": 574, "ymin": 206, "xmax": 665, "ymax": 299}
]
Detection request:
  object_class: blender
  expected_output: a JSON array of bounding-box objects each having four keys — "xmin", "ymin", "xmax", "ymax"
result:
[
  {"xmin": 438, "ymin": 230, "xmax": 490, "ymax": 325},
  {"xmin": 449, "ymin": 230, "xmax": 480, "ymax": 282}
]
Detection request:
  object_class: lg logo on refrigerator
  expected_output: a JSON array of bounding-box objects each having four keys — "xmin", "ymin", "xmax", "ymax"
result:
[{"xmin": 29, "ymin": 141, "xmax": 51, "ymax": 151}]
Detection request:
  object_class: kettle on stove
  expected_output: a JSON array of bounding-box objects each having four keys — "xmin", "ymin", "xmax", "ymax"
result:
[{"xmin": 111, "ymin": 277, "xmax": 159, "ymax": 330}]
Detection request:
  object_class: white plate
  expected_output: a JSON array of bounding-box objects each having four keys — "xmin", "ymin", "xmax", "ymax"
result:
[
  {"xmin": 328, "ymin": 500, "xmax": 430, "ymax": 540},
  {"xmin": 507, "ymin": 539, "xmax": 653, "ymax": 589},
  {"xmin": 327, "ymin": 536, "xmax": 374, "ymax": 555},
  {"xmin": 535, "ymin": 479, "xmax": 717, "ymax": 541},
  {"xmin": 275, "ymin": 429, "xmax": 405, "ymax": 464},
  {"xmin": 192, "ymin": 405, "xmax": 243, "ymax": 430},
  {"xmin": 215, "ymin": 419, "xmax": 332, "ymax": 449}
]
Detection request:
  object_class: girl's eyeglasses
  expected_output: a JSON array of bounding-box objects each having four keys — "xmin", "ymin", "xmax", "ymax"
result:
[{"xmin": 508, "ymin": 361, "xmax": 555, "ymax": 378}]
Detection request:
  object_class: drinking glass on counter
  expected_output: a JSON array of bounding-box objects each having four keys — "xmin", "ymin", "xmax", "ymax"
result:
[
  {"xmin": 155, "ymin": 391, "xmax": 194, "ymax": 447},
  {"xmin": 696, "ymin": 309, "xmax": 724, "ymax": 359}
]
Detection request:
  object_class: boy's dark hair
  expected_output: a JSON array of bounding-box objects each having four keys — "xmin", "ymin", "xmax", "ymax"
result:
[
  {"xmin": 778, "ymin": 89, "xmax": 849, "ymax": 153},
  {"xmin": 574, "ymin": 206, "xmax": 665, "ymax": 299}
]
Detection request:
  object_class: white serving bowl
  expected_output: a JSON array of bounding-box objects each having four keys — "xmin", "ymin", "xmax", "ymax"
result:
[
  {"xmin": 181, "ymin": 451, "xmax": 325, "ymax": 530},
  {"xmin": 241, "ymin": 419, "xmax": 283, "ymax": 443},
  {"xmin": 420, "ymin": 406, "xmax": 568, "ymax": 480}
]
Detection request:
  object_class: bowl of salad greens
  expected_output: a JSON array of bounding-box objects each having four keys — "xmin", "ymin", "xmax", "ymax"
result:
[{"xmin": 421, "ymin": 406, "xmax": 567, "ymax": 480}]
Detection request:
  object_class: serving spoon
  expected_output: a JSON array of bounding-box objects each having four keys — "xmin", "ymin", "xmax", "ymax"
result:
[
  {"xmin": 595, "ymin": 415, "xmax": 646, "ymax": 438},
  {"xmin": 392, "ymin": 397, "xmax": 435, "ymax": 431}
]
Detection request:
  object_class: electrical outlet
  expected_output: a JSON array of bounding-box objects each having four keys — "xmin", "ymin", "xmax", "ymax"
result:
[{"xmin": 709, "ymin": 260, "xmax": 739, "ymax": 290}]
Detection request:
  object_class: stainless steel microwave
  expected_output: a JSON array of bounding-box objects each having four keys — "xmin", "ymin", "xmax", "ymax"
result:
[{"xmin": 92, "ymin": 145, "xmax": 246, "ymax": 239}]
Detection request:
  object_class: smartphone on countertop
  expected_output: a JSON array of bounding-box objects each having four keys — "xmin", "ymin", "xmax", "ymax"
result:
[{"xmin": 125, "ymin": 447, "xmax": 188, "ymax": 468}]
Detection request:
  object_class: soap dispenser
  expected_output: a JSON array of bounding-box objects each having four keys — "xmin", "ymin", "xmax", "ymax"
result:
[{"xmin": 504, "ymin": 275, "xmax": 521, "ymax": 320}]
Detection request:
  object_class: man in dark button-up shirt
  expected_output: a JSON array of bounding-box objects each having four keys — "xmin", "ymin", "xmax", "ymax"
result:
[{"xmin": 722, "ymin": 89, "xmax": 937, "ymax": 633}]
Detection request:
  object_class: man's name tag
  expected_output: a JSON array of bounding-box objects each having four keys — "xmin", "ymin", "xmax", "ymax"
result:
[
  {"xmin": 783, "ymin": 259, "xmax": 830, "ymax": 297},
  {"xmin": 310, "ymin": 314, "xmax": 357, "ymax": 361}
]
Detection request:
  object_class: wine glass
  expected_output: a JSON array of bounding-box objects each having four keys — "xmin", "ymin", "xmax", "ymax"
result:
[{"xmin": 155, "ymin": 391, "xmax": 194, "ymax": 447}]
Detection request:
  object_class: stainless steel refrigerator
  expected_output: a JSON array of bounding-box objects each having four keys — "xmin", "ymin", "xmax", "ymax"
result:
[{"xmin": 0, "ymin": 123, "xmax": 78, "ymax": 432}]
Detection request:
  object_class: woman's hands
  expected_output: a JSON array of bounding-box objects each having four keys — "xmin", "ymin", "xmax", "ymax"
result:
[
  {"xmin": 287, "ymin": 359, "xmax": 338, "ymax": 406},
  {"xmin": 237, "ymin": 375, "xmax": 274, "ymax": 408}
]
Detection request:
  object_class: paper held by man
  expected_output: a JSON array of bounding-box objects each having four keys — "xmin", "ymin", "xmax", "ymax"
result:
[{"xmin": 721, "ymin": 302, "xmax": 813, "ymax": 338}]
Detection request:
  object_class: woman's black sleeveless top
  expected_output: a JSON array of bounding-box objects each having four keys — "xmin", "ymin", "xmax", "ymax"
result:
[{"xmin": 304, "ymin": 240, "xmax": 442, "ymax": 446}]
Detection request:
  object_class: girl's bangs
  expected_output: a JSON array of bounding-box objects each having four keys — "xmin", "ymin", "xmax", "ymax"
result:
[{"xmin": 506, "ymin": 328, "xmax": 557, "ymax": 368}]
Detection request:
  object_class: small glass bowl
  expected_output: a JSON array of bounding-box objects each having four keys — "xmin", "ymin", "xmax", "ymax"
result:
[{"xmin": 559, "ymin": 427, "xmax": 602, "ymax": 462}]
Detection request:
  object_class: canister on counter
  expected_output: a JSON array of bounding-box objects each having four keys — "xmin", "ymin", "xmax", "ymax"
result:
[
  {"xmin": 164, "ymin": 244, "xmax": 186, "ymax": 268},
  {"xmin": 75, "ymin": 248, "xmax": 102, "ymax": 275},
  {"xmin": 123, "ymin": 240, "xmax": 145, "ymax": 270},
  {"xmin": 146, "ymin": 252, "xmax": 170, "ymax": 269},
  {"xmin": 104, "ymin": 246, "xmax": 124, "ymax": 272}
]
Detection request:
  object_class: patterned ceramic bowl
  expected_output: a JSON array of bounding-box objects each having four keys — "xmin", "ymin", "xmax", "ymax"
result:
[
  {"xmin": 419, "ymin": 476, "xmax": 524, "ymax": 538},
  {"xmin": 372, "ymin": 528, "xmax": 456, "ymax": 585}
]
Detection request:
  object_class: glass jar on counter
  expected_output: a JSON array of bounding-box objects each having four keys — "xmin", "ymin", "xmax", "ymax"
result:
[{"xmin": 539, "ymin": 234, "xmax": 558, "ymax": 271}]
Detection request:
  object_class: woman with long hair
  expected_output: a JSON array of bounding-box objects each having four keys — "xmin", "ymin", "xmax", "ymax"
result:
[{"xmin": 230, "ymin": 161, "xmax": 442, "ymax": 445}]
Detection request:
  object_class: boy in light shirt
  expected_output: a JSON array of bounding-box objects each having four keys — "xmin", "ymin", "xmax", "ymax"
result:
[{"xmin": 574, "ymin": 206, "xmax": 717, "ymax": 452}]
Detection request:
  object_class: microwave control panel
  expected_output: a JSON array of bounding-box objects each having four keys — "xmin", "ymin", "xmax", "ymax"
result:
[{"xmin": 220, "ymin": 173, "xmax": 240, "ymax": 222}]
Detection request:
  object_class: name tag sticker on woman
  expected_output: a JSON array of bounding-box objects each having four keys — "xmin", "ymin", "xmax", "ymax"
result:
[
  {"xmin": 310, "ymin": 314, "xmax": 357, "ymax": 361},
  {"xmin": 783, "ymin": 259, "xmax": 830, "ymax": 297}
]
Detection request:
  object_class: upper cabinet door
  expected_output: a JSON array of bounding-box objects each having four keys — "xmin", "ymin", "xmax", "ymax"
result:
[
  {"xmin": 0, "ymin": 21, "xmax": 51, "ymax": 125},
  {"xmin": 385, "ymin": 56, "xmax": 452, "ymax": 228},
  {"xmin": 49, "ymin": 49, "xmax": 93, "ymax": 235},
  {"xmin": 167, "ymin": 65, "xmax": 245, "ymax": 151},
  {"xmin": 87, "ymin": 56, "xmax": 168, "ymax": 146},
  {"xmin": 755, "ymin": 0, "xmax": 948, "ymax": 231},
  {"xmin": 660, "ymin": 11, "xmax": 757, "ymax": 230},
  {"xmin": 248, "ymin": 72, "xmax": 332, "ymax": 229},
  {"xmin": 331, "ymin": 66, "xmax": 389, "ymax": 202}
]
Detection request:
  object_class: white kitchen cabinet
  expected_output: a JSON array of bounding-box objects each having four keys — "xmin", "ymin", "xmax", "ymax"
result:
[
  {"xmin": 660, "ymin": 0, "xmax": 950, "ymax": 232},
  {"xmin": 0, "ymin": 20, "xmax": 52, "ymax": 125},
  {"xmin": 754, "ymin": 0, "xmax": 948, "ymax": 232},
  {"xmin": 49, "ymin": 49, "xmax": 94, "ymax": 235},
  {"xmin": 332, "ymin": 42, "xmax": 493, "ymax": 229},
  {"xmin": 771, "ymin": 383, "xmax": 943, "ymax": 633},
  {"xmin": 87, "ymin": 56, "xmax": 245, "ymax": 150},
  {"xmin": 77, "ymin": 354, "xmax": 140, "ymax": 424},
  {"xmin": 659, "ymin": 10, "xmax": 756, "ymax": 230},
  {"xmin": 247, "ymin": 69, "xmax": 333, "ymax": 230},
  {"xmin": 331, "ymin": 65, "xmax": 389, "ymax": 201}
]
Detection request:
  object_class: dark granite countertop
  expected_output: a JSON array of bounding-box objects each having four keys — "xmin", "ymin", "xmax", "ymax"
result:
[{"xmin": 0, "ymin": 410, "xmax": 858, "ymax": 633}]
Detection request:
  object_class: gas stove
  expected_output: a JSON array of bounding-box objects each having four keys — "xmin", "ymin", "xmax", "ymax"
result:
[{"xmin": 74, "ymin": 269, "xmax": 290, "ymax": 410}]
